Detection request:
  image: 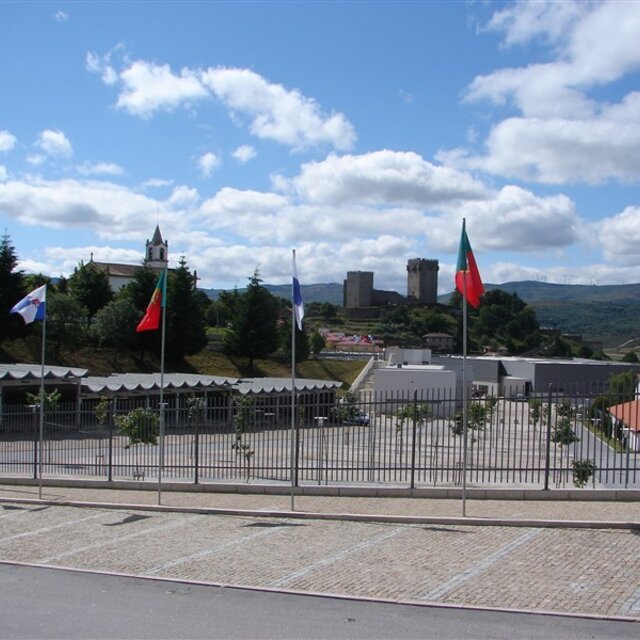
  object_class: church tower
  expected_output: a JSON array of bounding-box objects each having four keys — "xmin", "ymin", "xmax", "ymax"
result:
[{"xmin": 145, "ymin": 225, "xmax": 168, "ymax": 270}]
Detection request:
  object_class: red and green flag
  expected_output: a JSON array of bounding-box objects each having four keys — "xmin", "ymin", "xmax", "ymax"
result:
[
  {"xmin": 455, "ymin": 220, "xmax": 484, "ymax": 308},
  {"xmin": 136, "ymin": 269, "xmax": 166, "ymax": 332}
]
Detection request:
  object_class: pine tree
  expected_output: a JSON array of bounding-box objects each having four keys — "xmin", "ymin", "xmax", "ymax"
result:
[
  {"xmin": 224, "ymin": 269, "xmax": 280, "ymax": 369},
  {"xmin": 68, "ymin": 261, "xmax": 113, "ymax": 326},
  {"xmin": 0, "ymin": 232, "xmax": 26, "ymax": 339},
  {"xmin": 165, "ymin": 257, "xmax": 208, "ymax": 359}
]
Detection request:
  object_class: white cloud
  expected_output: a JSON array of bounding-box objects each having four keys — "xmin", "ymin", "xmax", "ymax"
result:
[
  {"xmin": 0, "ymin": 130, "xmax": 17, "ymax": 153},
  {"xmin": 598, "ymin": 205, "xmax": 640, "ymax": 267},
  {"xmin": 116, "ymin": 61, "xmax": 208, "ymax": 118},
  {"xmin": 0, "ymin": 177, "xmax": 182, "ymax": 239},
  {"xmin": 201, "ymin": 67, "xmax": 356, "ymax": 151},
  {"xmin": 0, "ymin": 165, "xmax": 7, "ymax": 181},
  {"xmin": 77, "ymin": 161, "xmax": 125, "ymax": 176},
  {"xmin": 444, "ymin": 111, "xmax": 640, "ymax": 184},
  {"xmin": 287, "ymin": 150, "xmax": 489, "ymax": 206},
  {"xmin": 485, "ymin": 0, "xmax": 586, "ymax": 48},
  {"xmin": 88, "ymin": 52, "xmax": 355, "ymax": 151},
  {"xmin": 232, "ymin": 145, "xmax": 257, "ymax": 164},
  {"xmin": 36, "ymin": 129, "xmax": 73, "ymax": 158},
  {"xmin": 142, "ymin": 178, "xmax": 173, "ymax": 189},
  {"xmin": 197, "ymin": 152, "xmax": 220, "ymax": 178},
  {"xmin": 456, "ymin": 1, "xmax": 640, "ymax": 185},
  {"xmin": 166, "ymin": 185, "xmax": 199, "ymax": 209},
  {"xmin": 54, "ymin": 10, "xmax": 69, "ymax": 23},
  {"xmin": 27, "ymin": 154, "xmax": 45, "ymax": 166}
]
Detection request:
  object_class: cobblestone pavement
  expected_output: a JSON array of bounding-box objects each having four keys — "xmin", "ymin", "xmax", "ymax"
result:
[{"xmin": 1, "ymin": 484, "xmax": 639, "ymax": 622}]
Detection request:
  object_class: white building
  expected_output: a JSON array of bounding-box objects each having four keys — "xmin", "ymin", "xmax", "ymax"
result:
[
  {"xmin": 90, "ymin": 225, "xmax": 169, "ymax": 291},
  {"xmin": 374, "ymin": 364, "xmax": 457, "ymax": 418}
]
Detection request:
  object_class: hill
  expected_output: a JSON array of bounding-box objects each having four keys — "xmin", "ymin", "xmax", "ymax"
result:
[
  {"xmin": 482, "ymin": 282, "xmax": 640, "ymax": 348},
  {"xmin": 203, "ymin": 283, "xmax": 344, "ymax": 305},
  {"xmin": 204, "ymin": 279, "xmax": 640, "ymax": 348}
]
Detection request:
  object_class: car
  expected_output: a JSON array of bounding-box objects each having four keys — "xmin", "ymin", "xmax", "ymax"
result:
[{"xmin": 346, "ymin": 409, "xmax": 370, "ymax": 426}]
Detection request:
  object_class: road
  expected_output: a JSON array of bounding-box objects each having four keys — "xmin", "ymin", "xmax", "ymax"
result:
[{"xmin": 2, "ymin": 563, "xmax": 639, "ymax": 639}]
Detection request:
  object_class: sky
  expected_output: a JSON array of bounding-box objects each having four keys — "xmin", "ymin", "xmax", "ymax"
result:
[{"xmin": 1, "ymin": 0, "xmax": 640, "ymax": 295}]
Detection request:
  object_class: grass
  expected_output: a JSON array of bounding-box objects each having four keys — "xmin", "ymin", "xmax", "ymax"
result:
[{"xmin": 0, "ymin": 337, "xmax": 367, "ymax": 389}]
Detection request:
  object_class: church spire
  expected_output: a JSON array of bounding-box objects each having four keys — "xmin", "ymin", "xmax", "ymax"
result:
[{"xmin": 145, "ymin": 225, "xmax": 168, "ymax": 269}]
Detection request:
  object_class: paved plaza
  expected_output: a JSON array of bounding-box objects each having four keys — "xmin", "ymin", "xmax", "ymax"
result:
[{"xmin": 1, "ymin": 483, "xmax": 639, "ymax": 624}]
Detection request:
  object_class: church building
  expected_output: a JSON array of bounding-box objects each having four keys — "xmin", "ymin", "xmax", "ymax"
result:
[{"xmin": 90, "ymin": 225, "xmax": 169, "ymax": 291}]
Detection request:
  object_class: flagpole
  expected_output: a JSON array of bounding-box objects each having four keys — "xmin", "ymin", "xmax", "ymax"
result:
[
  {"xmin": 290, "ymin": 250, "xmax": 297, "ymax": 511},
  {"xmin": 38, "ymin": 285, "xmax": 47, "ymax": 500},
  {"xmin": 462, "ymin": 272, "xmax": 468, "ymax": 517},
  {"xmin": 157, "ymin": 267, "xmax": 168, "ymax": 506}
]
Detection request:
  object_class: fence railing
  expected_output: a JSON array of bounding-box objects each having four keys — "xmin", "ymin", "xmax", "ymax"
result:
[{"xmin": 0, "ymin": 387, "xmax": 638, "ymax": 489}]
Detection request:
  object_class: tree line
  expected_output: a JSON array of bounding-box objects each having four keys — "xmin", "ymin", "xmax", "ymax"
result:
[{"xmin": 0, "ymin": 234, "xmax": 321, "ymax": 368}]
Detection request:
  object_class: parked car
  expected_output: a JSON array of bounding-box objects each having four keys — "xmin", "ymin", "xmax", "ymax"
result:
[{"xmin": 345, "ymin": 409, "xmax": 370, "ymax": 426}]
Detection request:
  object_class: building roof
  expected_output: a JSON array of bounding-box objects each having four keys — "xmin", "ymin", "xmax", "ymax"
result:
[
  {"xmin": 151, "ymin": 225, "xmax": 164, "ymax": 244},
  {"xmin": 0, "ymin": 364, "xmax": 341, "ymax": 398},
  {"xmin": 609, "ymin": 400, "xmax": 640, "ymax": 433},
  {"xmin": 0, "ymin": 363, "xmax": 87, "ymax": 384},
  {"xmin": 91, "ymin": 261, "xmax": 143, "ymax": 278}
]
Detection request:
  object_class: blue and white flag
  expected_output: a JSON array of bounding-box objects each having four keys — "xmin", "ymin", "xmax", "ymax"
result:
[
  {"xmin": 10, "ymin": 284, "xmax": 47, "ymax": 325},
  {"xmin": 292, "ymin": 251, "xmax": 304, "ymax": 330}
]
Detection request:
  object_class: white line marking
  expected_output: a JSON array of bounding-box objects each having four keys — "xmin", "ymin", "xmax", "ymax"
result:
[
  {"xmin": 147, "ymin": 526, "xmax": 284, "ymax": 575},
  {"xmin": 620, "ymin": 587, "xmax": 640, "ymax": 615},
  {"xmin": 38, "ymin": 516, "xmax": 192, "ymax": 564},
  {"xmin": 269, "ymin": 526, "xmax": 408, "ymax": 589},
  {"xmin": 423, "ymin": 528, "xmax": 542, "ymax": 601},
  {"xmin": 0, "ymin": 512, "xmax": 108, "ymax": 543}
]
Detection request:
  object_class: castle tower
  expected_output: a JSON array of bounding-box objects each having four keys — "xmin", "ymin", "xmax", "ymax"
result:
[
  {"xmin": 145, "ymin": 225, "xmax": 168, "ymax": 270},
  {"xmin": 407, "ymin": 258, "xmax": 439, "ymax": 304},
  {"xmin": 344, "ymin": 271, "xmax": 374, "ymax": 308}
]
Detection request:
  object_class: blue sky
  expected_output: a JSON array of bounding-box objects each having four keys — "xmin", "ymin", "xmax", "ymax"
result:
[{"xmin": 1, "ymin": 1, "xmax": 639, "ymax": 293}]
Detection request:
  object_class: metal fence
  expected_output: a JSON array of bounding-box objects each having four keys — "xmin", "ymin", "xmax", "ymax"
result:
[{"xmin": 0, "ymin": 386, "xmax": 638, "ymax": 489}]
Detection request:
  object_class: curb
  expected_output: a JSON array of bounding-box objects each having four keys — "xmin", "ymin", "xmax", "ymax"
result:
[{"xmin": 1, "ymin": 495, "xmax": 638, "ymax": 530}]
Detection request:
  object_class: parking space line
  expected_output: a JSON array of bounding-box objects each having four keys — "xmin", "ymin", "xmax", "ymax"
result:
[
  {"xmin": 269, "ymin": 526, "xmax": 409, "ymax": 589},
  {"xmin": 422, "ymin": 528, "xmax": 542, "ymax": 601},
  {"xmin": 0, "ymin": 512, "xmax": 108, "ymax": 543},
  {"xmin": 147, "ymin": 525, "xmax": 285, "ymax": 575},
  {"xmin": 38, "ymin": 515, "xmax": 193, "ymax": 564}
]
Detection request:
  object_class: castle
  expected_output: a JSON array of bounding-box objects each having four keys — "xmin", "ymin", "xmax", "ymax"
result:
[{"xmin": 343, "ymin": 258, "xmax": 439, "ymax": 308}]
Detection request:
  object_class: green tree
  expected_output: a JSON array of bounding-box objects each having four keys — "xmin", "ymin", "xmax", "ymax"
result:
[
  {"xmin": 281, "ymin": 318, "xmax": 310, "ymax": 364},
  {"xmin": 165, "ymin": 257, "xmax": 208, "ymax": 359},
  {"xmin": 93, "ymin": 298, "xmax": 140, "ymax": 353},
  {"xmin": 68, "ymin": 261, "xmax": 113, "ymax": 326},
  {"xmin": 310, "ymin": 330, "xmax": 326, "ymax": 355},
  {"xmin": 223, "ymin": 269, "xmax": 280, "ymax": 369},
  {"xmin": 0, "ymin": 233, "xmax": 26, "ymax": 339},
  {"xmin": 608, "ymin": 370, "xmax": 636, "ymax": 404},
  {"xmin": 622, "ymin": 351, "xmax": 639, "ymax": 363},
  {"xmin": 47, "ymin": 293, "xmax": 88, "ymax": 354}
]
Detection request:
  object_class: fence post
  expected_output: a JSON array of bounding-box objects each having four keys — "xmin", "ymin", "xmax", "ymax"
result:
[
  {"xmin": 410, "ymin": 390, "xmax": 418, "ymax": 489},
  {"xmin": 193, "ymin": 414, "xmax": 200, "ymax": 485},
  {"xmin": 107, "ymin": 398, "xmax": 116, "ymax": 482},
  {"xmin": 30, "ymin": 405, "xmax": 39, "ymax": 480},
  {"xmin": 543, "ymin": 384, "xmax": 553, "ymax": 490}
]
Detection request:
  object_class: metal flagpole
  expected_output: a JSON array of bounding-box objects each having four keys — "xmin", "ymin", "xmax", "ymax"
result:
[
  {"xmin": 157, "ymin": 267, "xmax": 168, "ymax": 506},
  {"xmin": 38, "ymin": 285, "xmax": 47, "ymax": 500},
  {"xmin": 290, "ymin": 250, "xmax": 297, "ymax": 511},
  {"xmin": 462, "ymin": 274, "xmax": 468, "ymax": 517}
]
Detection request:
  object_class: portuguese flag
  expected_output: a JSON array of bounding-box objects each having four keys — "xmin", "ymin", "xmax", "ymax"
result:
[
  {"xmin": 455, "ymin": 219, "xmax": 484, "ymax": 308},
  {"xmin": 136, "ymin": 269, "xmax": 166, "ymax": 332}
]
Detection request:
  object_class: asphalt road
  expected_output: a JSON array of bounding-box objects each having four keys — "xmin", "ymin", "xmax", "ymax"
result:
[{"xmin": 2, "ymin": 563, "xmax": 638, "ymax": 640}]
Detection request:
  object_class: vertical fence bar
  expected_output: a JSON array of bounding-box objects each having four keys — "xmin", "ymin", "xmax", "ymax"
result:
[
  {"xmin": 544, "ymin": 385, "xmax": 553, "ymax": 490},
  {"xmin": 410, "ymin": 390, "xmax": 418, "ymax": 489}
]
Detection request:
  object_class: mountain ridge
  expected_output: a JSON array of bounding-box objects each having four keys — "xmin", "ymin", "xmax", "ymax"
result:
[{"xmin": 202, "ymin": 280, "xmax": 640, "ymax": 347}]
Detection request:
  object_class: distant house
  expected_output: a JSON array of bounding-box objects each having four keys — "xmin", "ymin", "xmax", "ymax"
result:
[
  {"xmin": 423, "ymin": 332, "xmax": 454, "ymax": 353},
  {"xmin": 90, "ymin": 225, "xmax": 168, "ymax": 292},
  {"xmin": 608, "ymin": 400, "xmax": 640, "ymax": 452}
]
